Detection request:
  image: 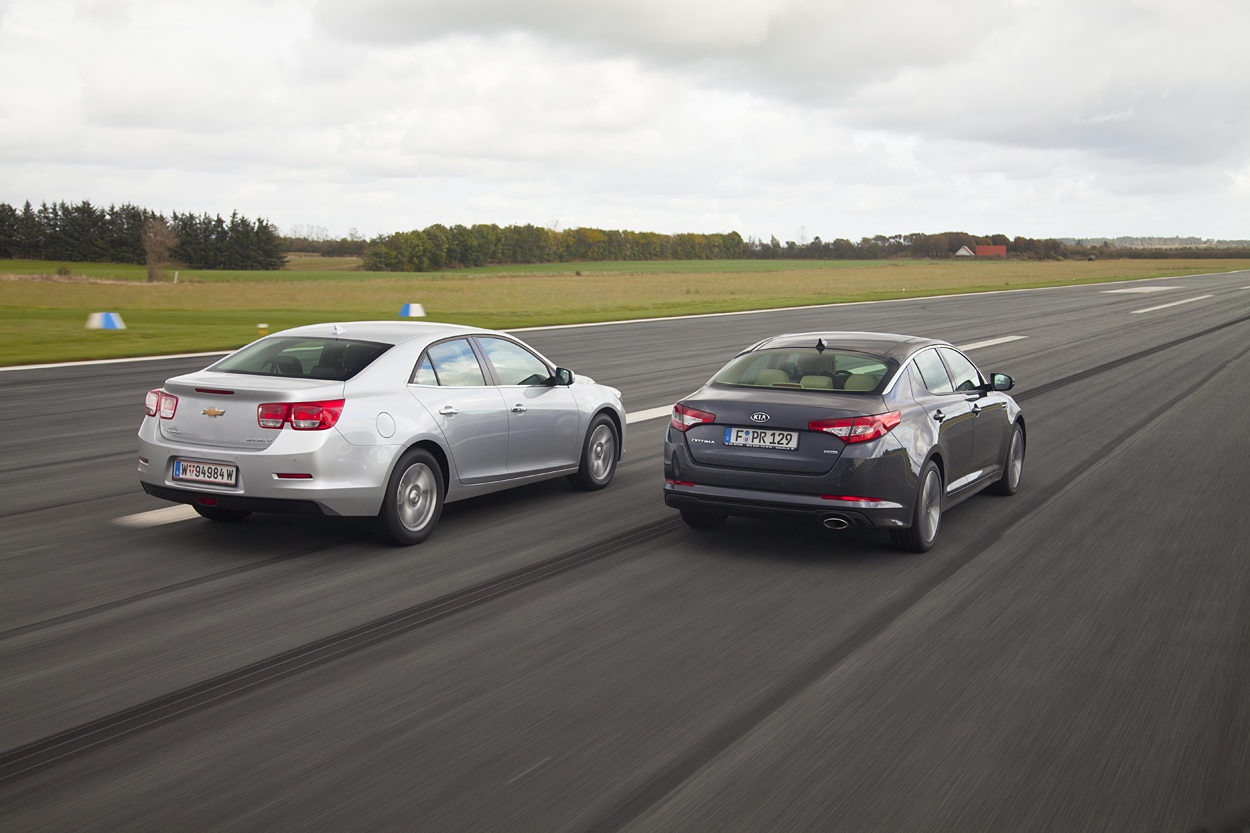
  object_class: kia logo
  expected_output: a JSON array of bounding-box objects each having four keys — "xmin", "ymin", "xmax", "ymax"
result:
[{"xmin": 750, "ymin": 412, "xmax": 770, "ymax": 423}]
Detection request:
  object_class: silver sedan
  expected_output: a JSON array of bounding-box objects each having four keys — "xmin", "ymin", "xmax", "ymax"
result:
[{"xmin": 137, "ymin": 321, "xmax": 626, "ymax": 544}]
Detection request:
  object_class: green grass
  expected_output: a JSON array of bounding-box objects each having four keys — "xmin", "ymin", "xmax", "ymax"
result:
[
  {"xmin": 4, "ymin": 257, "xmax": 1248, "ymax": 366},
  {"xmin": 0, "ymin": 257, "xmax": 926, "ymax": 284}
]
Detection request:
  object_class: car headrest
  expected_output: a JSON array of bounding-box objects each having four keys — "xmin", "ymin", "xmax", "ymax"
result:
[
  {"xmin": 800, "ymin": 375, "xmax": 833, "ymax": 389},
  {"xmin": 844, "ymin": 373, "xmax": 878, "ymax": 391},
  {"xmin": 753, "ymin": 369, "xmax": 790, "ymax": 386}
]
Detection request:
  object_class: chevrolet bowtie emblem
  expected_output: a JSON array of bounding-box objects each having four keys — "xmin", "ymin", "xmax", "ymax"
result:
[{"xmin": 202, "ymin": 407, "xmax": 226, "ymax": 417}]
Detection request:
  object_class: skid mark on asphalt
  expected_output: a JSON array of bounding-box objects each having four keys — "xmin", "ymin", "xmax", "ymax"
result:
[
  {"xmin": 113, "ymin": 505, "xmax": 199, "ymax": 527},
  {"xmin": 1131, "ymin": 295, "xmax": 1214, "ymax": 314}
]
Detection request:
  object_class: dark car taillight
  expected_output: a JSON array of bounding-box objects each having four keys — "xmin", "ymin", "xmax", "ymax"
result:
[
  {"xmin": 809, "ymin": 411, "xmax": 901, "ymax": 443},
  {"xmin": 257, "ymin": 400, "xmax": 345, "ymax": 430},
  {"xmin": 671, "ymin": 403, "xmax": 716, "ymax": 432}
]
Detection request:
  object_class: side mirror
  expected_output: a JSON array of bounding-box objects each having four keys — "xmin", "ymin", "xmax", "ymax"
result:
[
  {"xmin": 989, "ymin": 373, "xmax": 1014, "ymax": 392},
  {"xmin": 554, "ymin": 367, "xmax": 575, "ymax": 386}
]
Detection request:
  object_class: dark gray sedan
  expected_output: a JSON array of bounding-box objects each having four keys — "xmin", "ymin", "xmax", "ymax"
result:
[{"xmin": 663, "ymin": 332, "xmax": 1025, "ymax": 551}]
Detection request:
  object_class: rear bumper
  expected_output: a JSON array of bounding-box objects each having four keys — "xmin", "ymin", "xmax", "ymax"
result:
[
  {"xmin": 141, "ymin": 483, "xmax": 328, "ymax": 515},
  {"xmin": 137, "ymin": 416, "xmax": 395, "ymax": 516},
  {"xmin": 663, "ymin": 425, "xmax": 915, "ymax": 529},
  {"xmin": 663, "ymin": 483, "xmax": 907, "ymax": 528}
]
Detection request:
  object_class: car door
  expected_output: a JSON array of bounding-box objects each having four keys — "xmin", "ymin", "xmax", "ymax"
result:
[
  {"xmin": 910, "ymin": 348, "xmax": 977, "ymax": 489},
  {"xmin": 474, "ymin": 336, "xmax": 581, "ymax": 475},
  {"xmin": 938, "ymin": 347, "xmax": 1009, "ymax": 477},
  {"xmin": 407, "ymin": 338, "xmax": 510, "ymax": 484}
]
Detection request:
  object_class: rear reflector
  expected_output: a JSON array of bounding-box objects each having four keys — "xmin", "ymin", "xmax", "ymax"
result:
[
  {"xmin": 808, "ymin": 411, "xmax": 901, "ymax": 443},
  {"xmin": 665, "ymin": 479, "xmax": 696, "ymax": 486},
  {"xmin": 671, "ymin": 403, "xmax": 715, "ymax": 432},
  {"xmin": 822, "ymin": 494, "xmax": 883, "ymax": 503},
  {"xmin": 197, "ymin": 496, "xmax": 217, "ymax": 506},
  {"xmin": 275, "ymin": 473, "xmax": 313, "ymax": 479}
]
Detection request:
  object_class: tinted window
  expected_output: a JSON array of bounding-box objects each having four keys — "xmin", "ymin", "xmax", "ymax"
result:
[
  {"xmin": 478, "ymin": 337, "xmax": 552, "ymax": 386},
  {"xmin": 425, "ymin": 339, "xmax": 486, "ymax": 386},
  {"xmin": 714, "ymin": 348, "xmax": 891, "ymax": 393},
  {"xmin": 411, "ymin": 354, "xmax": 438, "ymax": 386},
  {"xmin": 214, "ymin": 337, "xmax": 390, "ymax": 381},
  {"xmin": 913, "ymin": 349, "xmax": 954, "ymax": 394},
  {"xmin": 939, "ymin": 348, "xmax": 983, "ymax": 392}
]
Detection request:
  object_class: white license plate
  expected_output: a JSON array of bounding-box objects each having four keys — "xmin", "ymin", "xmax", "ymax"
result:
[
  {"xmin": 172, "ymin": 459, "xmax": 238, "ymax": 486},
  {"xmin": 723, "ymin": 427, "xmax": 799, "ymax": 450}
]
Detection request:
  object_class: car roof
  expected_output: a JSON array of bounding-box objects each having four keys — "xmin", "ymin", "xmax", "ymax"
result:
[
  {"xmin": 272, "ymin": 321, "xmax": 493, "ymax": 346},
  {"xmin": 751, "ymin": 331, "xmax": 949, "ymax": 362}
]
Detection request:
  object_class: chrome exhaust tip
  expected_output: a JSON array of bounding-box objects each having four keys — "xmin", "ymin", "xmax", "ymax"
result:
[{"xmin": 822, "ymin": 517, "xmax": 849, "ymax": 530}]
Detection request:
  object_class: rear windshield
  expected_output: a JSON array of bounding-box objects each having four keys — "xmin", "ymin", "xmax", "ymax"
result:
[
  {"xmin": 714, "ymin": 348, "xmax": 893, "ymax": 394},
  {"xmin": 213, "ymin": 337, "xmax": 392, "ymax": 381}
]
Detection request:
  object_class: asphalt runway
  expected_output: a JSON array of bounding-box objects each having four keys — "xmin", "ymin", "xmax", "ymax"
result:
[{"xmin": 2, "ymin": 272, "xmax": 1249, "ymax": 831}]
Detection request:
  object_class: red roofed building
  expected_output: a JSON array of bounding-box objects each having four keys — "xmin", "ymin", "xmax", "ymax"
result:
[{"xmin": 976, "ymin": 245, "xmax": 1007, "ymax": 258}]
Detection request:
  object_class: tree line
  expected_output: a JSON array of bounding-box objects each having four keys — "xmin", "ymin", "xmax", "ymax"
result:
[
  {"xmin": 742, "ymin": 232, "xmax": 1250, "ymax": 261},
  {"xmin": 362, "ymin": 224, "xmax": 745, "ymax": 271},
  {"xmin": 0, "ymin": 200, "xmax": 285, "ymax": 270}
]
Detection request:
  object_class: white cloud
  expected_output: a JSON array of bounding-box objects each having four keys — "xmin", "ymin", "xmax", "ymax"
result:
[{"xmin": 0, "ymin": 0, "xmax": 1247, "ymax": 240}]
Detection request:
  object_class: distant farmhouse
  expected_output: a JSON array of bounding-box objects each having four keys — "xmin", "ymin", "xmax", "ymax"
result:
[
  {"xmin": 975, "ymin": 245, "xmax": 1007, "ymax": 257},
  {"xmin": 954, "ymin": 245, "xmax": 974, "ymax": 257}
]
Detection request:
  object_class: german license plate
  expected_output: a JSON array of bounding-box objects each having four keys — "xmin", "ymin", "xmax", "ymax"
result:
[
  {"xmin": 723, "ymin": 427, "xmax": 799, "ymax": 450},
  {"xmin": 172, "ymin": 459, "xmax": 238, "ymax": 486}
]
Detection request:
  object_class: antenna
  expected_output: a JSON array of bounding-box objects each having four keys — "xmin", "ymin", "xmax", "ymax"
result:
[
  {"xmin": 815, "ymin": 338, "xmax": 826, "ymax": 352},
  {"xmin": 332, "ymin": 323, "xmax": 344, "ymax": 335}
]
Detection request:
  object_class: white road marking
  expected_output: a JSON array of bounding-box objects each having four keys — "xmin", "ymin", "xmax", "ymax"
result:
[
  {"xmin": 957, "ymin": 335, "xmax": 1028, "ymax": 351},
  {"xmin": 0, "ymin": 351, "xmax": 230, "ymax": 373},
  {"xmin": 626, "ymin": 405, "xmax": 674, "ymax": 424},
  {"xmin": 505, "ymin": 756, "xmax": 553, "ymax": 785},
  {"xmin": 1101, "ymin": 286, "xmax": 1182, "ymax": 294},
  {"xmin": 114, "ymin": 504, "xmax": 200, "ymax": 527},
  {"xmin": 1130, "ymin": 295, "xmax": 1215, "ymax": 314}
]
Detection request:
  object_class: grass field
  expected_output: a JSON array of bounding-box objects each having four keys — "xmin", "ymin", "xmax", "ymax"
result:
[{"xmin": 2, "ymin": 258, "xmax": 1247, "ymax": 365}]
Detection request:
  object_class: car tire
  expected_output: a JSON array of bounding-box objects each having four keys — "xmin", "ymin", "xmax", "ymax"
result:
[
  {"xmin": 193, "ymin": 505, "xmax": 251, "ymax": 522},
  {"xmin": 378, "ymin": 448, "xmax": 444, "ymax": 546},
  {"xmin": 679, "ymin": 509, "xmax": 727, "ymax": 529},
  {"xmin": 568, "ymin": 413, "xmax": 618, "ymax": 491},
  {"xmin": 891, "ymin": 460, "xmax": 943, "ymax": 553},
  {"xmin": 987, "ymin": 423, "xmax": 1025, "ymax": 496}
]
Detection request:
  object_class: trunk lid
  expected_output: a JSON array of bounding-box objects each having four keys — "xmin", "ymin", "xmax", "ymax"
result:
[
  {"xmin": 680, "ymin": 386, "xmax": 887, "ymax": 474},
  {"xmin": 160, "ymin": 371, "xmax": 344, "ymax": 450}
]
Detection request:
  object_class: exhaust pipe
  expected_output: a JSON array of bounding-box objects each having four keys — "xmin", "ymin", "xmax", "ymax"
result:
[{"xmin": 822, "ymin": 517, "xmax": 849, "ymax": 530}]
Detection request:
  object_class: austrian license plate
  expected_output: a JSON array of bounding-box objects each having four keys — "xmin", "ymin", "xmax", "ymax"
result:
[
  {"xmin": 172, "ymin": 459, "xmax": 238, "ymax": 486},
  {"xmin": 723, "ymin": 427, "xmax": 799, "ymax": 450}
]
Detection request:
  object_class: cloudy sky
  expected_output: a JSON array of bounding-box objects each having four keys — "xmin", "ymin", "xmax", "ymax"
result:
[{"xmin": 1, "ymin": 0, "xmax": 1247, "ymax": 241}]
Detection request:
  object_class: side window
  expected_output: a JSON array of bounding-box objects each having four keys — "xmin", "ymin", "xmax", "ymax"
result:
[
  {"xmin": 477, "ymin": 337, "xmax": 552, "ymax": 386},
  {"xmin": 425, "ymin": 339, "xmax": 487, "ymax": 387},
  {"xmin": 939, "ymin": 348, "xmax": 983, "ymax": 392},
  {"xmin": 913, "ymin": 349, "xmax": 954, "ymax": 394},
  {"xmin": 410, "ymin": 354, "xmax": 438, "ymax": 386}
]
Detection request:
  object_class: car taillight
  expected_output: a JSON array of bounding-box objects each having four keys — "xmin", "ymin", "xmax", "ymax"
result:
[
  {"xmin": 808, "ymin": 411, "xmax": 901, "ymax": 443},
  {"xmin": 671, "ymin": 403, "xmax": 716, "ymax": 432},
  {"xmin": 258, "ymin": 400, "xmax": 345, "ymax": 430},
  {"xmin": 153, "ymin": 391, "xmax": 178, "ymax": 419},
  {"xmin": 290, "ymin": 400, "xmax": 344, "ymax": 430},
  {"xmin": 257, "ymin": 403, "xmax": 289, "ymax": 429}
]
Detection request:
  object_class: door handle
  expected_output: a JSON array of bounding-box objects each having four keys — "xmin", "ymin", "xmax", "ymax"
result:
[
  {"xmin": 933, "ymin": 409, "xmax": 946, "ymax": 422},
  {"xmin": 438, "ymin": 405, "xmax": 459, "ymax": 416},
  {"xmin": 512, "ymin": 404, "xmax": 527, "ymax": 413}
]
